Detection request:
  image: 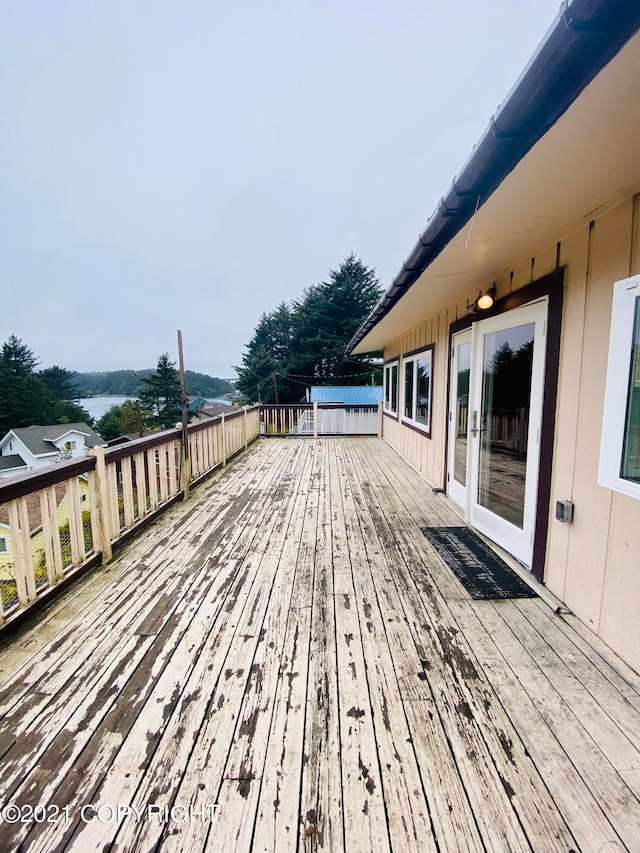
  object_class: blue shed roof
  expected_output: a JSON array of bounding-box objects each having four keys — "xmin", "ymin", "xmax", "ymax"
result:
[{"xmin": 310, "ymin": 386, "xmax": 383, "ymax": 405}]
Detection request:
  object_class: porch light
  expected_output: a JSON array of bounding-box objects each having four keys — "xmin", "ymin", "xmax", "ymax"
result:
[
  {"xmin": 467, "ymin": 285, "xmax": 496, "ymax": 314},
  {"xmin": 477, "ymin": 286, "xmax": 496, "ymax": 310}
]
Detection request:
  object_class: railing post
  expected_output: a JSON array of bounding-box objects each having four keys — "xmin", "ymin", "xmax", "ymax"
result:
[
  {"xmin": 89, "ymin": 446, "xmax": 113, "ymax": 564},
  {"xmin": 313, "ymin": 402, "xmax": 318, "ymax": 438},
  {"xmin": 221, "ymin": 412, "xmax": 227, "ymax": 467},
  {"xmin": 377, "ymin": 401, "xmax": 383, "ymax": 438}
]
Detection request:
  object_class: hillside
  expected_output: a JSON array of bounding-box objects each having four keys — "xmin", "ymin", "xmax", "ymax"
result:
[{"xmin": 73, "ymin": 369, "xmax": 234, "ymax": 398}]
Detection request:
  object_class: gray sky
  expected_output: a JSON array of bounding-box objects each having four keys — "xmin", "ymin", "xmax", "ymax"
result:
[{"xmin": 0, "ymin": 0, "xmax": 561, "ymax": 379}]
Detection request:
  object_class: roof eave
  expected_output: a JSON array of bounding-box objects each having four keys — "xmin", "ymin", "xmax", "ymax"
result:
[{"xmin": 347, "ymin": 0, "xmax": 640, "ymax": 355}]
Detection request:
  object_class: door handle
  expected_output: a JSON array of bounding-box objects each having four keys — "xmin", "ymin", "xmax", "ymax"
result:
[{"xmin": 471, "ymin": 410, "xmax": 478, "ymax": 437}]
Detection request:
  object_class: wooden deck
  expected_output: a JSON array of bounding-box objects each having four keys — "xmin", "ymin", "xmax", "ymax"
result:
[{"xmin": 0, "ymin": 437, "xmax": 639, "ymax": 852}]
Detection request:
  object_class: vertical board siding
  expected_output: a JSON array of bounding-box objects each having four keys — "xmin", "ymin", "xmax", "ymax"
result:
[
  {"xmin": 562, "ymin": 202, "xmax": 630, "ymax": 632},
  {"xmin": 382, "ymin": 195, "xmax": 640, "ymax": 672}
]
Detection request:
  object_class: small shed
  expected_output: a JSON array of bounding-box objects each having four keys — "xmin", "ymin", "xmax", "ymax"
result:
[
  {"xmin": 298, "ymin": 386, "xmax": 383, "ymax": 435},
  {"xmin": 308, "ymin": 386, "xmax": 383, "ymax": 406}
]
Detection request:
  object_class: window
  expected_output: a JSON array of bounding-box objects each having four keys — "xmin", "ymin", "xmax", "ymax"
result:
[
  {"xmin": 65, "ymin": 441, "xmax": 76, "ymax": 451},
  {"xmin": 383, "ymin": 361, "xmax": 398, "ymax": 414},
  {"xmin": 402, "ymin": 346, "xmax": 434, "ymax": 434},
  {"xmin": 0, "ymin": 537, "xmax": 7, "ymax": 554},
  {"xmin": 599, "ymin": 275, "xmax": 640, "ymax": 499}
]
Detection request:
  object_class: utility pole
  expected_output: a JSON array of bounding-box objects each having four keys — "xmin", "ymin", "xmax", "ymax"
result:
[
  {"xmin": 177, "ymin": 330, "xmax": 190, "ymax": 499},
  {"xmin": 272, "ymin": 372, "xmax": 279, "ymax": 404}
]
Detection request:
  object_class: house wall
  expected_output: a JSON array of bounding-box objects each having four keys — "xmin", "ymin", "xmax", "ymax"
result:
[
  {"xmin": 52, "ymin": 431, "xmax": 92, "ymax": 461},
  {"xmin": 382, "ymin": 193, "xmax": 640, "ymax": 672}
]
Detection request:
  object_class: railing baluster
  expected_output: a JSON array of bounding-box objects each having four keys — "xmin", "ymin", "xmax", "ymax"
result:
[
  {"xmin": 66, "ymin": 477, "xmax": 86, "ymax": 567},
  {"xmin": 121, "ymin": 456, "xmax": 135, "ymax": 529}
]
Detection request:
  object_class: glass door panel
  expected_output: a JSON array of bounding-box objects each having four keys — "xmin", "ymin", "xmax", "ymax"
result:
[
  {"xmin": 478, "ymin": 323, "xmax": 534, "ymax": 528},
  {"xmin": 447, "ymin": 330, "xmax": 472, "ymax": 509}
]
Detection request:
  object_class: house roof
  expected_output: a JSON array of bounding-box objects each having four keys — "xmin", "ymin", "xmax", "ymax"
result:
[
  {"xmin": 0, "ymin": 454, "xmax": 27, "ymax": 472},
  {"xmin": 310, "ymin": 386, "xmax": 383, "ymax": 405},
  {"xmin": 187, "ymin": 396, "xmax": 210, "ymax": 410},
  {"xmin": 348, "ymin": 0, "xmax": 640, "ymax": 354},
  {"xmin": 5, "ymin": 424, "xmax": 105, "ymax": 457}
]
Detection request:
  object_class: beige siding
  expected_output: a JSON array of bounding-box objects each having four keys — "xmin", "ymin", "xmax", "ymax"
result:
[{"xmin": 383, "ymin": 193, "xmax": 640, "ymax": 672}]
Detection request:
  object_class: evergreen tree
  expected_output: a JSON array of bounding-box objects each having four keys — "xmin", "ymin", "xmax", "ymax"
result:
[
  {"xmin": 0, "ymin": 336, "xmax": 43, "ymax": 432},
  {"xmin": 0, "ymin": 336, "xmax": 92, "ymax": 433},
  {"xmin": 236, "ymin": 256, "xmax": 382, "ymax": 403},
  {"xmin": 137, "ymin": 354, "xmax": 182, "ymax": 429},
  {"xmin": 95, "ymin": 400, "xmax": 141, "ymax": 441},
  {"xmin": 291, "ymin": 255, "xmax": 382, "ymax": 382},
  {"xmin": 39, "ymin": 366, "xmax": 92, "ymax": 424},
  {"xmin": 235, "ymin": 304, "xmax": 297, "ymax": 402}
]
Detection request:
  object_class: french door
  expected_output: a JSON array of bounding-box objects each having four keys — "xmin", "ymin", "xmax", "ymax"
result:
[{"xmin": 447, "ymin": 299, "xmax": 548, "ymax": 567}]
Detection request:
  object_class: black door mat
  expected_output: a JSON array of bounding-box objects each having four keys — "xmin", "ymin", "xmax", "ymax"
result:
[{"xmin": 420, "ymin": 526, "xmax": 537, "ymax": 600}]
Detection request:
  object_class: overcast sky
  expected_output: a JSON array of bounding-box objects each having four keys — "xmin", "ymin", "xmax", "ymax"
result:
[{"xmin": 1, "ymin": 0, "xmax": 561, "ymax": 379}]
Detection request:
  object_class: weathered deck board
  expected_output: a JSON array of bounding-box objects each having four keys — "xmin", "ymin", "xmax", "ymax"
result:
[
  {"xmin": 345, "ymin": 440, "xmax": 578, "ymax": 852},
  {"xmin": 0, "ymin": 437, "xmax": 638, "ymax": 852}
]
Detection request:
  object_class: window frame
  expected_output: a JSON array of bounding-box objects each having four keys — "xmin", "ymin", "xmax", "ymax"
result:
[
  {"xmin": 598, "ymin": 274, "xmax": 640, "ymax": 500},
  {"xmin": 383, "ymin": 360, "xmax": 399, "ymax": 416},
  {"xmin": 401, "ymin": 345, "xmax": 434, "ymax": 436}
]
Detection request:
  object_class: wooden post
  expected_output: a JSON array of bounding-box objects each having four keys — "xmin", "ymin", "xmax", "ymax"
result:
[
  {"xmin": 377, "ymin": 401, "xmax": 383, "ymax": 438},
  {"xmin": 313, "ymin": 402, "xmax": 318, "ymax": 438},
  {"xmin": 177, "ymin": 330, "xmax": 191, "ymax": 499},
  {"xmin": 89, "ymin": 446, "xmax": 113, "ymax": 564}
]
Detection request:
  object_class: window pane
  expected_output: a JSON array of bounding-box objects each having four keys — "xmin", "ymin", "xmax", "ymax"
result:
[
  {"xmin": 404, "ymin": 361, "xmax": 414, "ymax": 419},
  {"xmin": 384, "ymin": 366, "xmax": 390, "ymax": 408},
  {"xmin": 416, "ymin": 355, "xmax": 431, "ymax": 426},
  {"xmin": 621, "ymin": 297, "xmax": 640, "ymax": 484},
  {"xmin": 478, "ymin": 323, "xmax": 534, "ymax": 529},
  {"xmin": 391, "ymin": 365, "xmax": 398, "ymax": 413}
]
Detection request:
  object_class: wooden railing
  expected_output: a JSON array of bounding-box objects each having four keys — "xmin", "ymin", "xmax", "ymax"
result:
[
  {"xmin": 260, "ymin": 402, "xmax": 383, "ymax": 437},
  {"xmin": 0, "ymin": 406, "xmax": 260, "ymax": 629}
]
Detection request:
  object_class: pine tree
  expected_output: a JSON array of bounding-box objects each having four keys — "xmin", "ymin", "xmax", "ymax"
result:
[
  {"xmin": 235, "ymin": 256, "xmax": 382, "ymax": 403},
  {"xmin": 95, "ymin": 400, "xmax": 141, "ymax": 441},
  {"xmin": 235, "ymin": 304, "xmax": 296, "ymax": 403},
  {"xmin": 137, "ymin": 354, "xmax": 182, "ymax": 430}
]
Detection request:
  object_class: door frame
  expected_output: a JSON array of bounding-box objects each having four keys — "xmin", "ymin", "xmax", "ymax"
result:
[
  {"xmin": 468, "ymin": 298, "xmax": 548, "ymax": 567},
  {"xmin": 445, "ymin": 268, "xmax": 564, "ymax": 580}
]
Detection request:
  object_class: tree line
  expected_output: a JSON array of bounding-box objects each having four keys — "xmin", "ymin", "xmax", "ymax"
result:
[
  {"xmin": 235, "ymin": 255, "xmax": 382, "ymax": 403},
  {"xmin": 0, "ymin": 336, "xmax": 211, "ymax": 442},
  {"xmin": 74, "ymin": 369, "xmax": 232, "ymax": 398}
]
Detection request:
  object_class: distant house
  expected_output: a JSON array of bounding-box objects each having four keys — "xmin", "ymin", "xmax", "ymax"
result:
[
  {"xmin": 188, "ymin": 397, "xmax": 234, "ymax": 423},
  {"xmin": 0, "ymin": 423, "xmax": 106, "ymax": 478}
]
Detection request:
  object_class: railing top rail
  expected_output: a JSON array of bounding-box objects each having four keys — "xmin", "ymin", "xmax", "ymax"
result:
[
  {"xmin": 0, "ymin": 455, "xmax": 97, "ymax": 504},
  {"xmin": 188, "ymin": 405, "xmax": 254, "ymax": 436},
  {"xmin": 260, "ymin": 402, "xmax": 379, "ymax": 410},
  {"xmin": 260, "ymin": 403, "xmax": 313, "ymax": 410},
  {"xmin": 104, "ymin": 428, "xmax": 181, "ymax": 462}
]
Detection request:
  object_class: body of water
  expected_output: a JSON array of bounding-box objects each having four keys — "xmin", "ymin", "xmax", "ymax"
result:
[
  {"xmin": 78, "ymin": 396, "xmax": 137, "ymax": 420},
  {"xmin": 78, "ymin": 396, "xmax": 231, "ymax": 421}
]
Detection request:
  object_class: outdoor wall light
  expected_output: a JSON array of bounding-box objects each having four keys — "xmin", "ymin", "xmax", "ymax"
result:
[
  {"xmin": 477, "ymin": 286, "xmax": 496, "ymax": 310},
  {"xmin": 467, "ymin": 285, "xmax": 496, "ymax": 314}
]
